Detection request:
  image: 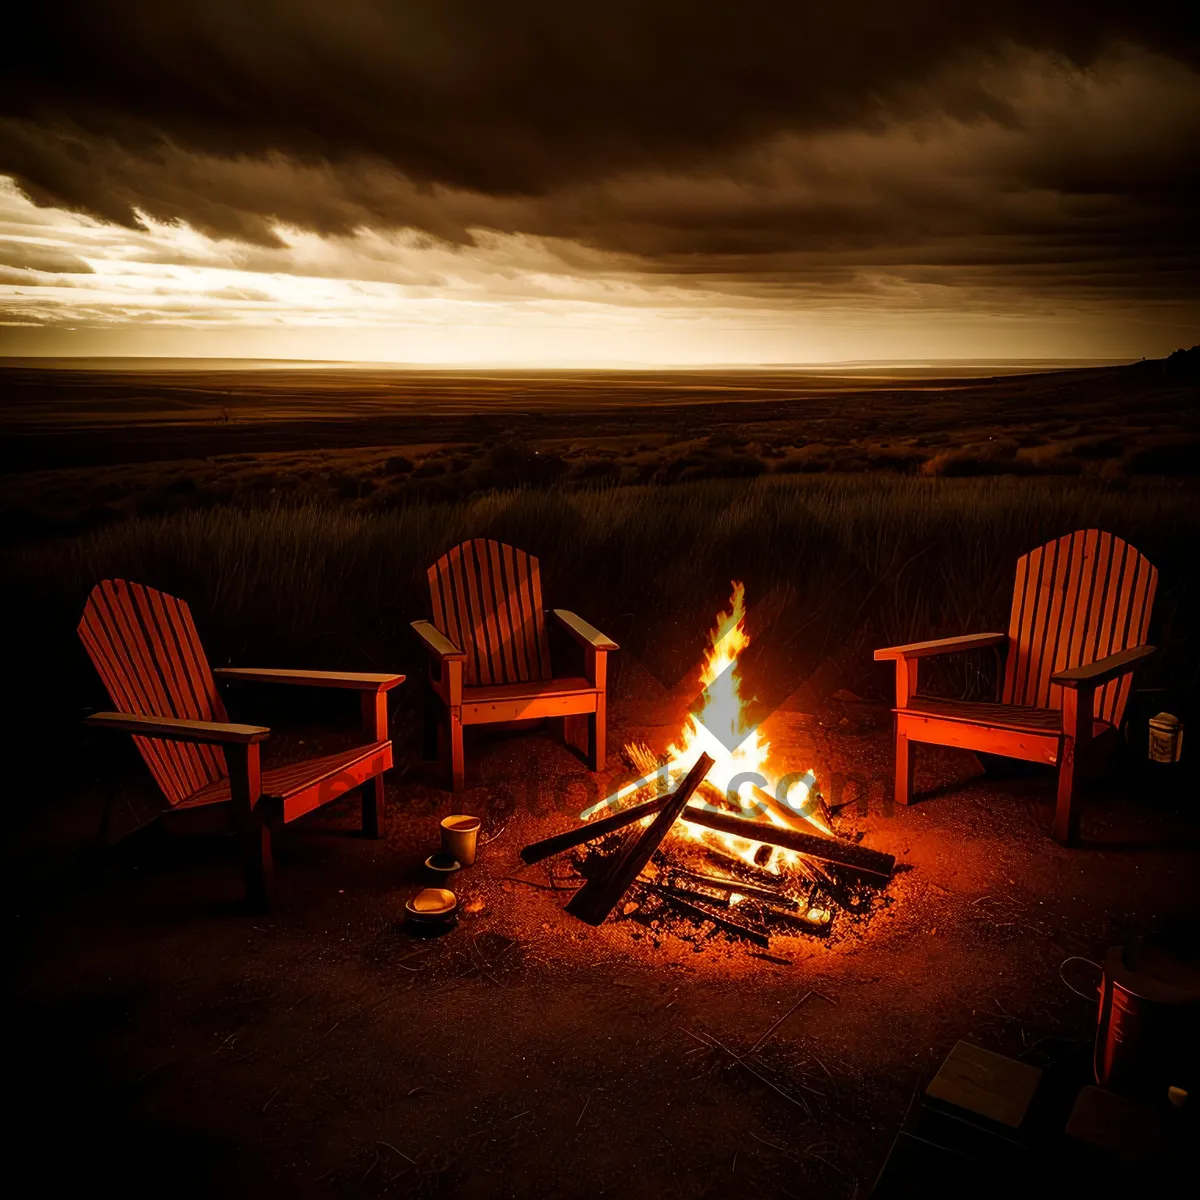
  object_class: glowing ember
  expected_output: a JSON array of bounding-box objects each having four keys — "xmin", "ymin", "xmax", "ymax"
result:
[{"xmin": 588, "ymin": 581, "xmax": 828, "ymax": 874}]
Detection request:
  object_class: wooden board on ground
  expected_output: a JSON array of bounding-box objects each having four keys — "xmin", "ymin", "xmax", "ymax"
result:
[{"xmin": 924, "ymin": 1040, "xmax": 1042, "ymax": 1130}]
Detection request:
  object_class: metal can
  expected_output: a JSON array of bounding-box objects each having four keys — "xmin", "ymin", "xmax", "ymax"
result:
[
  {"xmin": 1095, "ymin": 945, "xmax": 1200, "ymax": 1095},
  {"xmin": 1148, "ymin": 712, "xmax": 1183, "ymax": 763}
]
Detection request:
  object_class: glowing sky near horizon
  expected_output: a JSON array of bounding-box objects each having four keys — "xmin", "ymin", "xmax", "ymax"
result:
[
  {"xmin": 2, "ymin": 177, "xmax": 1191, "ymax": 365},
  {"xmin": 1, "ymin": 6, "xmax": 1196, "ymax": 364}
]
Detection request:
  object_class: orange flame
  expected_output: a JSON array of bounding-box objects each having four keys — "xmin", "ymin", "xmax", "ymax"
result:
[{"xmin": 591, "ymin": 582, "xmax": 826, "ymax": 873}]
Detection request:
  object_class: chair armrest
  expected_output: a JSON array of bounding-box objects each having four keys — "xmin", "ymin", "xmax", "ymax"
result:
[
  {"xmin": 551, "ymin": 609, "xmax": 619, "ymax": 651},
  {"xmin": 214, "ymin": 667, "xmax": 405, "ymax": 692},
  {"xmin": 1052, "ymin": 645, "xmax": 1155, "ymax": 689},
  {"xmin": 85, "ymin": 711, "xmax": 270, "ymax": 745},
  {"xmin": 410, "ymin": 620, "xmax": 467, "ymax": 661},
  {"xmin": 874, "ymin": 632, "xmax": 1007, "ymax": 661}
]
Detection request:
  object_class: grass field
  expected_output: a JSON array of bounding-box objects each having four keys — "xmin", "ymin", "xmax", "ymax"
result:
[
  {"xmin": 3, "ymin": 360, "xmax": 1197, "ymax": 538},
  {"xmin": 3, "ymin": 359, "xmax": 1196, "ymax": 806},
  {"xmin": 5, "ymin": 473, "xmax": 1197, "ymax": 798}
]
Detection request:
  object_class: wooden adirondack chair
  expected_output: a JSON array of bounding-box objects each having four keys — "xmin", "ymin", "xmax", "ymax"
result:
[
  {"xmin": 875, "ymin": 530, "xmax": 1157, "ymax": 843},
  {"xmin": 79, "ymin": 579, "xmax": 404, "ymax": 905},
  {"xmin": 412, "ymin": 538, "xmax": 618, "ymax": 790}
]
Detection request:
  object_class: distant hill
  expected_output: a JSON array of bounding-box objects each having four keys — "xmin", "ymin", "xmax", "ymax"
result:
[{"xmin": 1164, "ymin": 345, "xmax": 1200, "ymax": 381}]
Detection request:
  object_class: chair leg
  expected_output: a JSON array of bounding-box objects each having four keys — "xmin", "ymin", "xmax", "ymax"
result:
[
  {"xmin": 1052, "ymin": 738, "xmax": 1080, "ymax": 845},
  {"xmin": 448, "ymin": 707, "xmax": 465, "ymax": 791},
  {"xmin": 422, "ymin": 679, "xmax": 440, "ymax": 760},
  {"xmin": 895, "ymin": 728, "xmax": 915, "ymax": 806},
  {"xmin": 240, "ymin": 815, "xmax": 273, "ymax": 910},
  {"xmin": 362, "ymin": 775, "xmax": 385, "ymax": 839},
  {"xmin": 230, "ymin": 743, "xmax": 271, "ymax": 909},
  {"xmin": 96, "ymin": 734, "xmax": 119, "ymax": 853},
  {"xmin": 588, "ymin": 706, "xmax": 606, "ymax": 772}
]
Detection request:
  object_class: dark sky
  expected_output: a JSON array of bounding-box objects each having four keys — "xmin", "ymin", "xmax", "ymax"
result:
[{"xmin": 1, "ymin": 3, "xmax": 1197, "ymax": 361}]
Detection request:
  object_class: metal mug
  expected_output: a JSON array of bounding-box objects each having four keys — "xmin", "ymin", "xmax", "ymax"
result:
[{"xmin": 440, "ymin": 814, "xmax": 482, "ymax": 866}]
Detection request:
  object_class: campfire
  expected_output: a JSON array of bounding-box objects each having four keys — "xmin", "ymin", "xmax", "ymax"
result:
[{"xmin": 521, "ymin": 584, "xmax": 896, "ymax": 948}]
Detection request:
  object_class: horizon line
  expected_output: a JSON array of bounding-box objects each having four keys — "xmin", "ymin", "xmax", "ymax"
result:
[{"xmin": 0, "ymin": 353, "xmax": 1144, "ymax": 373}]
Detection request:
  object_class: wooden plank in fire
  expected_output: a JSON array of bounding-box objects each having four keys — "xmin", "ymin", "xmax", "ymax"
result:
[
  {"xmin": 639, "ymin": 880, "xmax": 770, "ymax": 948},
  {"xmin": 663, "ymin": 866, "xmax": 831, "ymax": 931},
  {"xmin": 522, "ymin": 786, "xmax": 890, "ymax": 888},
  {"xmin": 520, "ymin": 791, "xmax": 670, "ymax": 864},
  {"xmin": 665, "ymin": 865, "xmax": 802, "ymax": 910},
  {"xmin": 520, "ymin": 772, "xmax": 825, "ymax": 867},
  {"xmin": 649, "ymin": 878, "xmax": 733, "ymax": 908},
  {"xmin": 566, "ymin": 753, "xmax": 715, "ymax": 926},
  {"xmin": 696, "ymin": 780, "xmax": 825, "ymax": 834},
  {"xmin": 755, "ymin": 901, "xmax": 834, "ymax": 933},
  {"xmin": 679, "ymin": 806, "xmax": 895, "ymax": 885}
]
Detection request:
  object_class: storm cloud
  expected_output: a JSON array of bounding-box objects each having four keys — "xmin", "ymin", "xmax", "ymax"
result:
[{"xmin": 1, "ymin": 2, "xmax": 1197, "ymax": 356}]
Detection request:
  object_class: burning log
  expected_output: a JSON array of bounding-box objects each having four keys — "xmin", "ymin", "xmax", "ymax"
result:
[
  {"xmin": 641, "ymin": 860, "xmax": 731, "ymax": 903},
  {"xmin": 665, "ymin": 866, "xmax": 802, "ymax": 910},
  {"xmin": 748, "ymin": 899, "xmax": 834, "ymax": 932},
  {"xmin": 815, "ymin": 792, "xmax": 836, "ymax": 831},
  {"xmin": 694, "ymin": 782, "xmax": 799, "ymax": 834},
  {"xmin": 566, "ymin": 753, "xmax": 715, "ymax": 926},
  {"xmin": 520, "ymin": 770, "xmax": 826, "ymax": 870},
  {"xmin": 521, "ymin": 765, "xmax": 825, "ymax": 871},
  {"xmin": 790, "ymin": 855, "xmax": 838, "ymax": 889},
  {"xmin": 694, "ymin": 780, "xmax": 827, "ymax": 835},
  {"xmin": 661, "ymin": 867, "xmax": 831, "ymax": 932},
  {"xmin": 752, "ymin": 782, "xmax": 828, "ymax": 834},
  {"xmin": 698, "ymin": 842, "xmax": 791, "ymax": 883},
  {"xmin": 639, "ymin": 881, "xmax": 770, "ymax": 948},
  {"xmin": 650, "ymin": 878, "xmax": 733, "ymax": 908},
  {"xmin": 520, "ymin": 792, "xmax": 670, "ymax": 865},
  {"xmin": 678, "ymin": 807, "xmax": 895, "ymax": 885}
]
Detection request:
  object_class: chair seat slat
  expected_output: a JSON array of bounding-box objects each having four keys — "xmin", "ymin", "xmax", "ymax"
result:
[{"xmin": 181, "ymin": 742, "xmax": 390, "ymax": 809}]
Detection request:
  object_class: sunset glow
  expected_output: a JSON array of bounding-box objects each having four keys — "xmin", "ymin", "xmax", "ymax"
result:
[{"xmin": 2, "ymin": 32, "xmax": 1196, "ymax": 364}]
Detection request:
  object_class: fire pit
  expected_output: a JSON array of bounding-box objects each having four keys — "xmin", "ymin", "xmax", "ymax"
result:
[{"xmin": 521, "ymin": 584, "xmax": 897, "ymax": 949}]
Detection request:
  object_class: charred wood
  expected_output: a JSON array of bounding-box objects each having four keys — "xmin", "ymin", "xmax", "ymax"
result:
[
  {"xmin": 519, "ymin": 792, "xmax": 669, "ymax": 864},
  {"xmin": 678, "ymin": 807, "xmax": 895, "ymax": 884},
  {"xmin": 664, "ymin": 866, "xmax": 803, "ymax": 910},
  {"xmin": 640, "ymin": 881, "xmax": 770, "ymax": 948},
  {"xmin": 566, "ymin": 754, "xmax": 715, "ymax": 926}
]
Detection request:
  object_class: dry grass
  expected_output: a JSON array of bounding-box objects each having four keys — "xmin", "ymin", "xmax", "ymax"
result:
[
  {"xmin": 4, "ymin": 362, "xmax": 1198, "ymax": 540},
  {"xmin": 5, "ymin": 474, "xmax": 1198, "ymax": 785}
]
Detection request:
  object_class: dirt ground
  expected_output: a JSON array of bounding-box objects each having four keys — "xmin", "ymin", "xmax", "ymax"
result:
[{"xmin": 5, "ymin": 690, "xmax": 1198, "ymax": 1199}]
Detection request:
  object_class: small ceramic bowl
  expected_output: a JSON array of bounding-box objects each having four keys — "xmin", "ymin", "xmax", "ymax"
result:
[
  {"xmin": 405, "ymin": 887, "xmax": 459, "ymax": 928},
  {"xmin": 425, "ymin": 853, "xmax": 462, "ymax": 876}
]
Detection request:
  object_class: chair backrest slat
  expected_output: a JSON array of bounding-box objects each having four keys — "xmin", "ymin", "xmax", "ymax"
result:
[
  {"xmin": 1002, "ymin": 531, "xmax": 1156, "ymax": 726},
  {"xmin": 464, "ymin": 539, "xmax": 505, "ymax": 685},
  {"xmin": 426, "ymin": 539, "xmax": 552, "ymax": 685},
  {"xmin": 1104, "ymin": 545, "xmax": 1156, "ymax": 724},
  {"xmin": 1010, "ymin": 538, "xmax": 1053, "ymax": 707},
  {"xmin": 430, "ymin": 552, "xmax": 466, "ymax": 676},
  {"xmin": 1062, "ymin": 529, "xmax": 1104, "ymax": 696},
  {"xmin": 500, "ymin": 542, "xmax": 534, "ymax": 680},
  {"xmin": 485, "ymin": 539, "xmax": 519, "ymax": 682},
  {"xmin": 453, "ymin": 541, "xmax": 491, "ymax": 685},
  {"xmin": 79, "ymin": 580, "xmax": 228, "ymax": 805}
]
